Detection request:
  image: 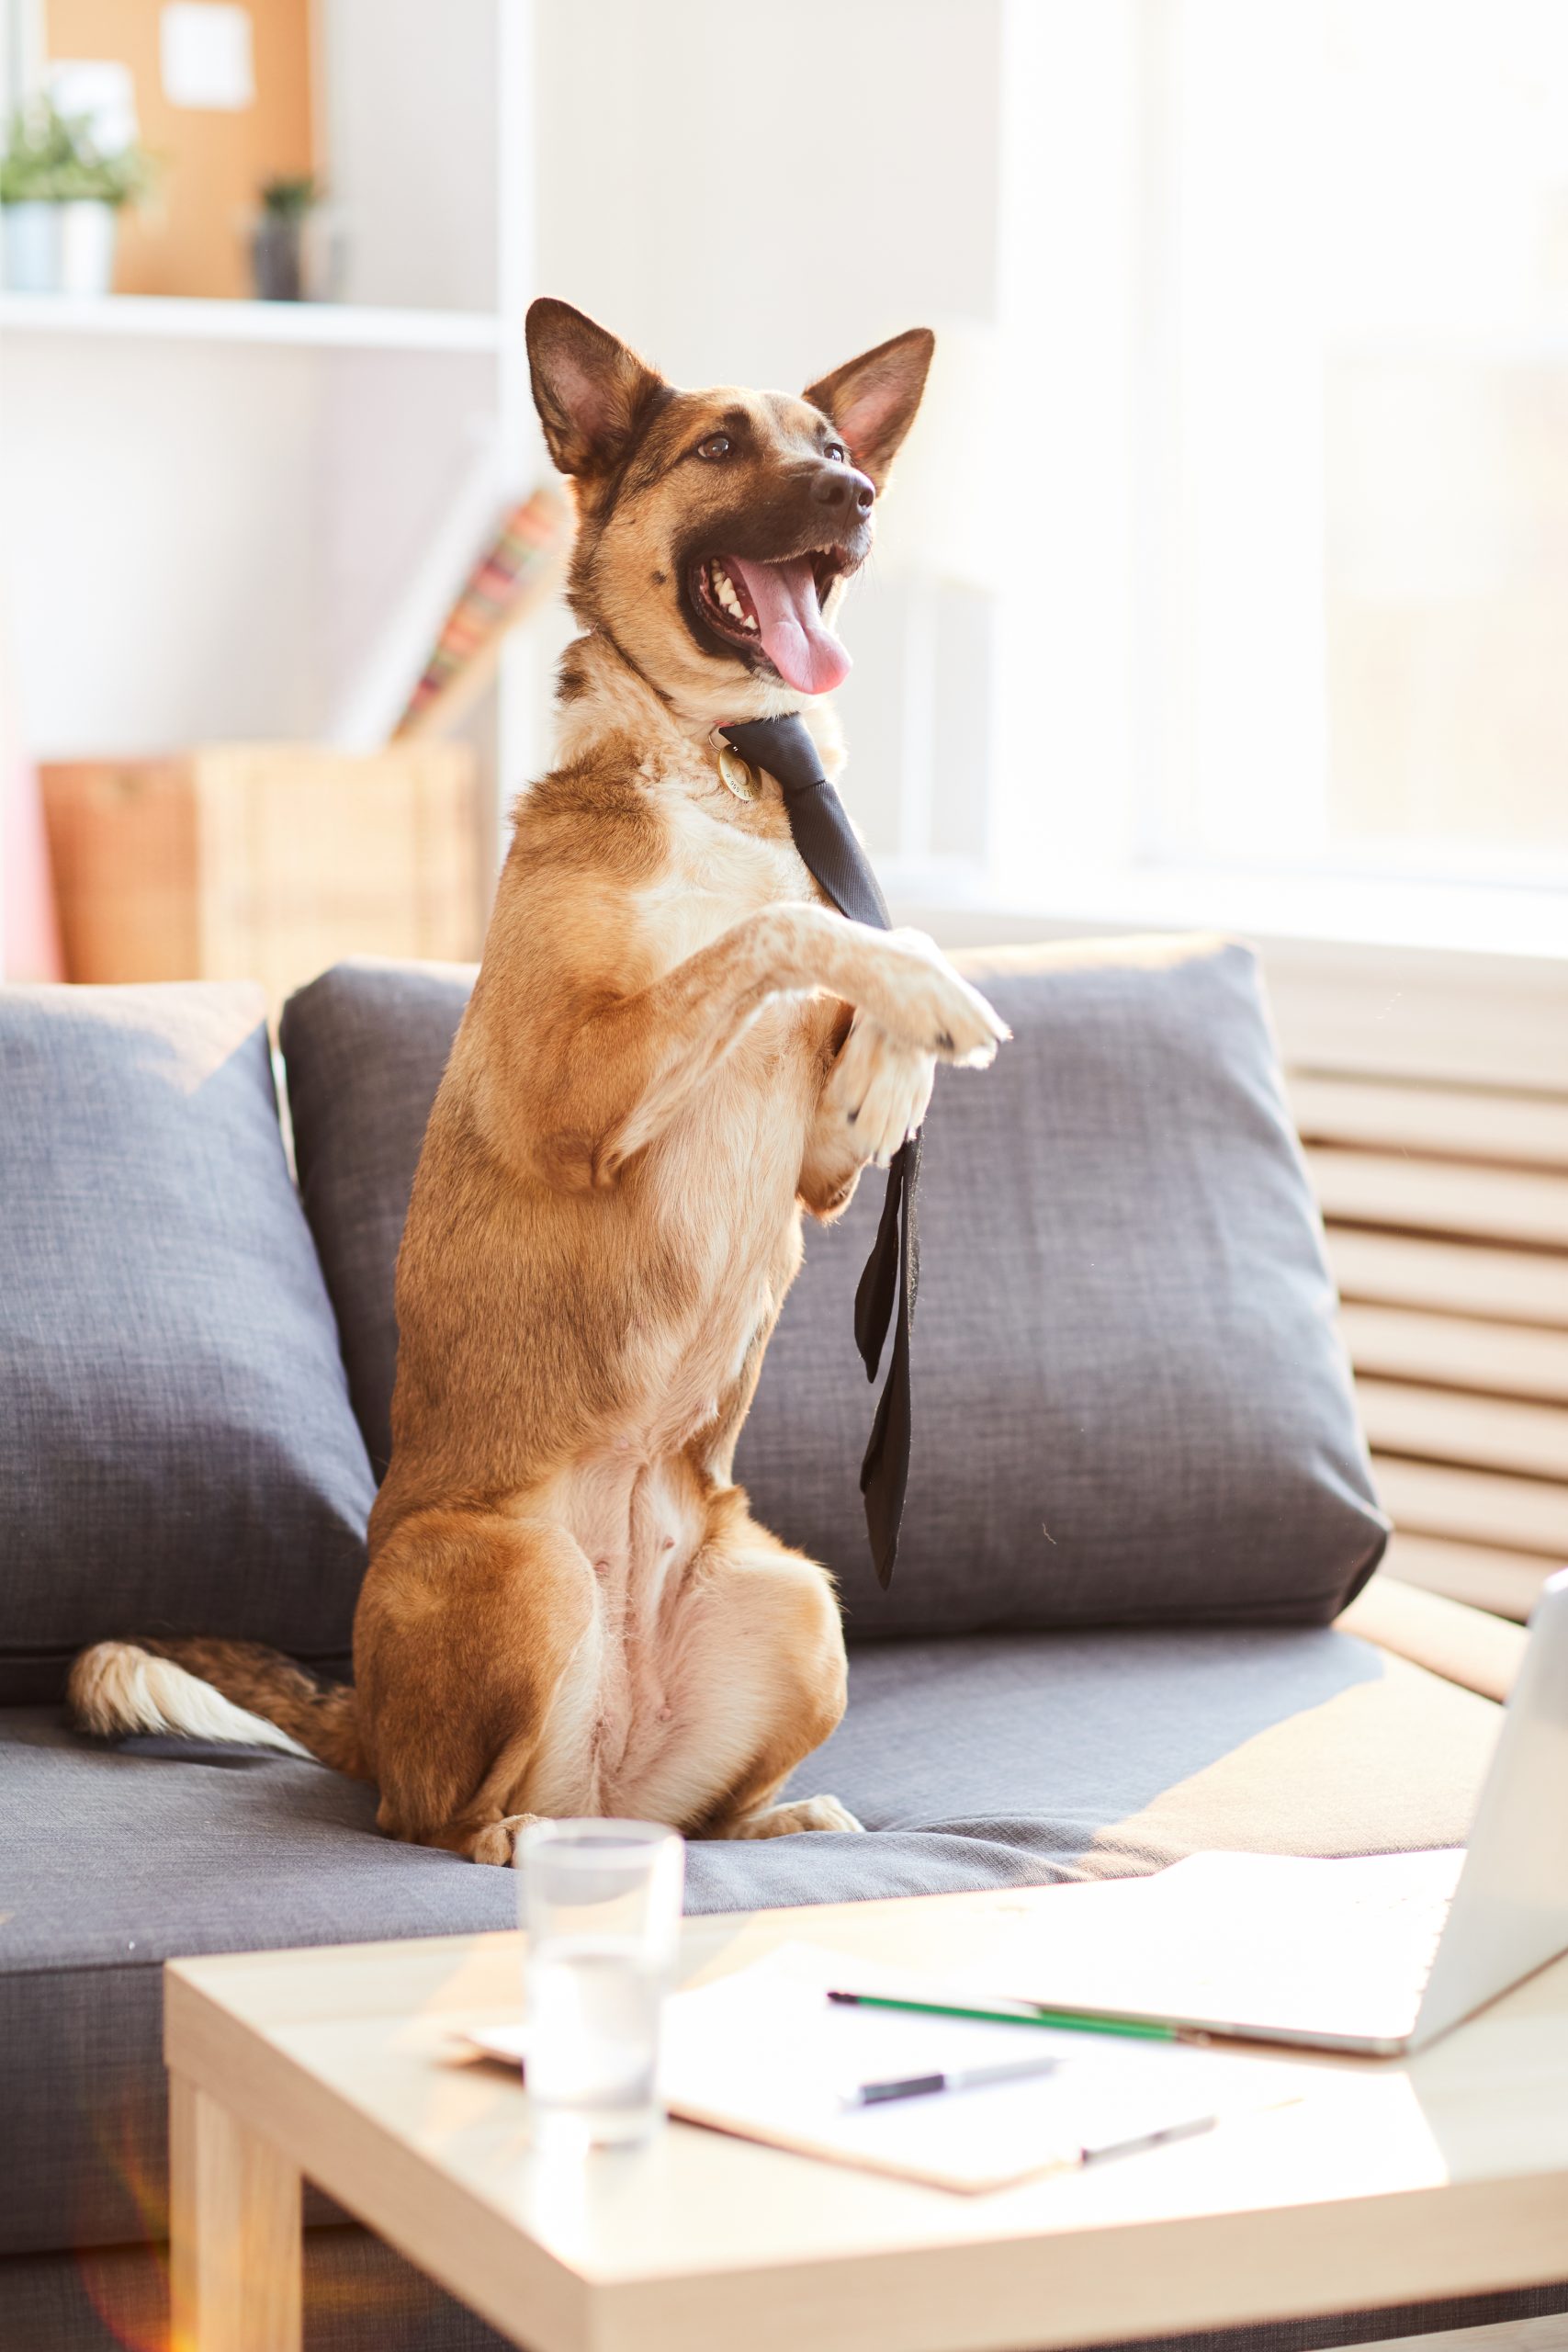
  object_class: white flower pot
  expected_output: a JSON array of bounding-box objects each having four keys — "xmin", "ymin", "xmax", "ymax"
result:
[
  {"xmin": 1, "ymin": 198, "xmax": 118, "ymax": 295},
  {"xmin": 2, "ymin": 200, "xmax": 60, "ymax": 292},
  {"xmin": 57, "ymin": 200, "xmax": 118, "ymax": 297}
]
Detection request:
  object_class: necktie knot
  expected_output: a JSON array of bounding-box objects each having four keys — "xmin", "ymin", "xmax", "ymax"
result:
[
  {"xmin": 716, "ymin": 713, "xmax": 826, "ymax": 802},
  {"xmin": 717, "ymin": 718, "xmax": 891, "ymax": 932}
]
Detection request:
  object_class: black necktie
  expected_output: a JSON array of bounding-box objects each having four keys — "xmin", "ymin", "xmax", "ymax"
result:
[{"xmin": 719, "ymin": 713, "xmax": 918, "ymax": 1589}]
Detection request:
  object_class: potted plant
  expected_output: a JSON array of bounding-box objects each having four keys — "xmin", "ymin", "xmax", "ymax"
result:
[
  {"xmin": 251, "ymin": 174, "xmax": 321, "ymax": 302},
  {"xmin": 0, "ymin": 94, "xmax": 155, "ymax": 297}
]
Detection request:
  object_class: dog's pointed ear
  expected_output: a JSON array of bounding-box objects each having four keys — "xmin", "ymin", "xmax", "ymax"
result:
[
  {"xmin": 803, "ymin": 328, "xmax": 935, "ymax": 488},
  {"xmin": 527, "ymin": 299, "xmax": 669, "ymax": 480}
]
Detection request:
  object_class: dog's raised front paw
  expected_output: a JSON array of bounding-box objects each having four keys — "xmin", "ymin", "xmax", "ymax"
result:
[
  {"xmin": 876, "ymin": 932, "xmax": 1010, "ymax": 1068},
  {"xmin": 830, "ymin": 1018, "xmax": 935, "ymax": 1165}
]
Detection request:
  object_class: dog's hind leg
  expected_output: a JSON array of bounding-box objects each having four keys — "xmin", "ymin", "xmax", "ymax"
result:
[
  {"xmin": 355, "ymin": 1509, "xmax": 598, "ymax": 1864},
  {"xmin": 624, "ymin": 1488, "xmax": 861, "ymax": 1839}
]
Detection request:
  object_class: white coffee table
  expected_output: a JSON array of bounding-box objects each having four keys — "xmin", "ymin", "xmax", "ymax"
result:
[{"xmin": 164, "ymin": 1884, "xmax": 1568, "ymax": 2352}]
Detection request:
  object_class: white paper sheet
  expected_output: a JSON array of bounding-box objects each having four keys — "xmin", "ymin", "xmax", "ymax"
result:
[{"xmin": 463, "ymin": 1940, "xmax": 1309, "ymax": 2193}]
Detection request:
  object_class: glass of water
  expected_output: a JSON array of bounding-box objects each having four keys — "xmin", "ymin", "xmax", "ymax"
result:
[{"xmin": 517, "ymin": 1818, "xmax": 684, "ymax": 2150}]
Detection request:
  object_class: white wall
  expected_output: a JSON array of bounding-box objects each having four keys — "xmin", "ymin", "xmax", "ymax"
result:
[
  {"xmin": 319, "ymin": 0, "xmax": 499, "ymax": 311},
  {"xmin": 0, "ymin": 333, "xmax": 498, "ymax": 757},
  {"xmin": 534, "ymin": 0, "xmax": 1000, "ymax": 382},
  {"xmin": 532, "ymin": 0, "xmax": 1004, "ymax": 855},
  {"xmin": 2, "ymin": 337, "xmax": 326, "ymax": 750}
]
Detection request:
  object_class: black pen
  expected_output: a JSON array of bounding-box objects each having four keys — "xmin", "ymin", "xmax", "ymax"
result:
[{"xmin": 844, "ymin": 2054, "xmax": 1061, "ymax": 2107}]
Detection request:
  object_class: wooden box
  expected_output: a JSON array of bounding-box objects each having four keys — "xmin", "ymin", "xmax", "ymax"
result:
[{"xmin": 42, "ymin": 743, "xmax": 485, "ymax": 1017}]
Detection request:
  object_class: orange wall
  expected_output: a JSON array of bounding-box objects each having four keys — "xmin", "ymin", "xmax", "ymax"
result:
[{"xmin": 46, "ymin": 0, "xmax": 315, "ymax": 297}]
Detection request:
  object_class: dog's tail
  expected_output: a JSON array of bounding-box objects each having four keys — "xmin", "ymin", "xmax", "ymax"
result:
[{"xmin": 68, "ymin": 1636, "xmax": 367, "ymax": 1777}]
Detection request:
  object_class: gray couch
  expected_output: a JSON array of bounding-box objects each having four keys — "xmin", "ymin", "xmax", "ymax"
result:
[{"xmin": 2, "ymin": 935, "xmax": 1560, "ymax": 2352}]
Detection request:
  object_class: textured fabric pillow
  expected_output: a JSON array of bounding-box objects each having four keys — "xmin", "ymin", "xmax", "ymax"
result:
[
  {"xmin": 279, "ymin": 959, "xmax": 476, "ymax": 1476},
  {"xmin": 280, "ymin": 938, "xmax": 1386, "ymax": 1637},
  {"xmin": 741, "ymin": 937, "xmax": 1388, "ymax": 1635},
  {"xmin": 0, "ymin": 983, "xmax": 375, "ymax": 1702}
]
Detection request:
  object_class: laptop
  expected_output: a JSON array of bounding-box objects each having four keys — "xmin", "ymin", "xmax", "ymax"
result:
[{"xmin": 986, "ymin": 1566, "xmax": 1568, "ymax": 2055}]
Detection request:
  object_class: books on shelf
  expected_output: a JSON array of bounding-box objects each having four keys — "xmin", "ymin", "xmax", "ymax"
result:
[{"xmin": 394, "ymin": 486, "xmax": 570, "ymax": 742}]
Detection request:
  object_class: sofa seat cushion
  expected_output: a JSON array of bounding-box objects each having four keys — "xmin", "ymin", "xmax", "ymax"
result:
[
  {"xmin": 0, "ymin": 1622, "xmax": 1496, "ymax": 2257},
  {"xmin": 280, "ymin": 940, "xmax": 1387, "ymax": 1637}
]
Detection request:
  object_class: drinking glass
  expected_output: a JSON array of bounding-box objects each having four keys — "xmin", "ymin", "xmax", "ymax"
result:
[{"xmin": 517, "ymin": 1818, "xmax": 684, "ymax": 2149}]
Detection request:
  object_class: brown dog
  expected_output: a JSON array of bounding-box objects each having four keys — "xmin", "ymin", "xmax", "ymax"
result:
[{"xmin": 71, "ymin": 301, "xmax": 1007, "ymax": 1861}]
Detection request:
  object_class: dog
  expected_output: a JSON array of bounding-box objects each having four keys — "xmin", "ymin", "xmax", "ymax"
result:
[{"xmin": 71, "ymin": 300, "xmax": 1007, "ymax": 1862}]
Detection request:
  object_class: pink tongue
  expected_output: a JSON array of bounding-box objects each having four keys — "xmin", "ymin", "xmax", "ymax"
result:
[{"xmin": 728, "ymin": 556, "xmax": 851, "ymax": 695}]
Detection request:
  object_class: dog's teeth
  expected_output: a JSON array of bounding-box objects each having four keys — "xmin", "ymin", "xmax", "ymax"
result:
[
  {"xmin": 708, "ymin": 560, "xmax": 747, "ymax": 621},
  {"xmin": 742, "ymin": 614, "xmax": 758, "ymax": 630}
]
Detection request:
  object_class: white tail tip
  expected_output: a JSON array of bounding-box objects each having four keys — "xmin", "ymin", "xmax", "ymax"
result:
[{"xmin": 69, "ymin": 1643, "xmax": 312, "ymax": 1760}]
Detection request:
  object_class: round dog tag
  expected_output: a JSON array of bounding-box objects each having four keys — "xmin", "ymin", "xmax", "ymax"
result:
[{"xmin": 717, "ymin": 748, "xmax": 760, "ymax": 801}]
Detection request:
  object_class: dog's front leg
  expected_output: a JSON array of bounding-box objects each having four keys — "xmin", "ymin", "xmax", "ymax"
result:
[
  {"xmin": 507, "ymin": 903, "xmax": 1003, "ymax": 1192},
  {"xmin": 799, "ymin": 1015, "xmax": 935, "ymax": 1219}
]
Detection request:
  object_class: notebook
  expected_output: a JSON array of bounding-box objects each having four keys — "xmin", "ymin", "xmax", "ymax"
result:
[{"xmin": 462, "ymin": 1941, "xmax": 1309, "ymax": 2193}]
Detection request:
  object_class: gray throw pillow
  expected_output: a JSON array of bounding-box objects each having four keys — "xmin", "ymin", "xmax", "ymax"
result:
[
  {"xmin": 739, "ymin": 937, "xmax": 1387, "ymax": 1634},
  {"xmin": 0, "ymin": 983, "xmax": 376, "ymax": 1702},
  {"xmin": 280, "ymin": 938, "xmax": 1386, "ymax": 1638},
  {"xmin": 279, "ymin": 959, "xmax": 477, "ymax": 1477}
]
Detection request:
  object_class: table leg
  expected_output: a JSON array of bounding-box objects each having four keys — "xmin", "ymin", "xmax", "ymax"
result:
[{"xmin": 169, "ymin": 2072, "xmax": 302, "ymax": 2352}]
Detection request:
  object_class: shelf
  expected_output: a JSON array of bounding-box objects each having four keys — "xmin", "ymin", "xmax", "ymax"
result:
[{"xmin": 0, "ymin": 292, "xmax": 514, "ymax": 353}]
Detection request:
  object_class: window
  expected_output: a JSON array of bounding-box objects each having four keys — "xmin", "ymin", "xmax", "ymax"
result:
[{"xmin": 988, "ymin": 0, "xmax": 1568, "ymax": 904}]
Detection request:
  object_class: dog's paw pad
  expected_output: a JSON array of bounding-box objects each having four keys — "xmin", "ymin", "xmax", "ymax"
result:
[
  {"xmin": 793, "ymin": 1793, "xmax": 863, "ymax": 1834},
  {"xmin": 729, "ymin": 1793, "xmax": 864, "ymax": 1838},
  {"xmin": 470, "ymin": 1813, "xmax": 541, "ymax": 1867}
]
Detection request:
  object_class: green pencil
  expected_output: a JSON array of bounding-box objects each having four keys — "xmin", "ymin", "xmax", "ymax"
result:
[{"xmin": 826, "ymin": 1988, "xmax": 1180, "ymax": 2042}]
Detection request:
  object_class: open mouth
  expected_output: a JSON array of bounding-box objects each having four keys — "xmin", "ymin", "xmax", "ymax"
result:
[{"xmin": 686, "ymin": 547, "xmax": 857, "ymax": 696}]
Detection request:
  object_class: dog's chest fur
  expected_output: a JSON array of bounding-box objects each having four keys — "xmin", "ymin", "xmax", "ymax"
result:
[
  {"xmin": 634, "ymin": 750, "xmax": 820, "ymax": 969},
  {"xmin": 618, "ymin": 759, "xmax": 830, "ymax": 1420}
]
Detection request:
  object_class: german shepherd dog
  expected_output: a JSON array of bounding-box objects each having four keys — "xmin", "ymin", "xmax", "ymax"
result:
[{"xmin": 72, "ymin": 302, "xmax": 1007, "ymax": 1861}]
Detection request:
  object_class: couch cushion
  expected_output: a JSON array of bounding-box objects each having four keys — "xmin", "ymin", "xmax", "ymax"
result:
[
  {"xmin": 281, "ymin": 938, "xmax": 1385, "ymax": 1634},
  {"xmin": 0, "ymin": 1625, "xmax": 1496, "ymax": 2256},
  {"xmin": 0, "ymin": 983, "xmax": 376, "ymax": 1703}
]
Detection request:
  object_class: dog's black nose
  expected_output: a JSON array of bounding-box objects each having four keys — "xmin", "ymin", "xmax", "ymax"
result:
[{"xmin": 812, "ymin": 463, "xmax": 875, "ymax": 515}]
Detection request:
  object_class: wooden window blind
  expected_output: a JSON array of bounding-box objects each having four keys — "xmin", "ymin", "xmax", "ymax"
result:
[{"xmin": 1286, "ymin": 1068, "xmax": 1568, "ymax": 1622}]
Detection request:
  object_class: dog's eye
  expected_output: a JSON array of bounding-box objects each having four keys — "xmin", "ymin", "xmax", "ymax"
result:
[
  {"xmin": 696, "ymin": 434, "xmax": 731, "ymax": 460},
  {"xmin": 824, "ymin": 441, "xmax": 847, "ymax": 463}
]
